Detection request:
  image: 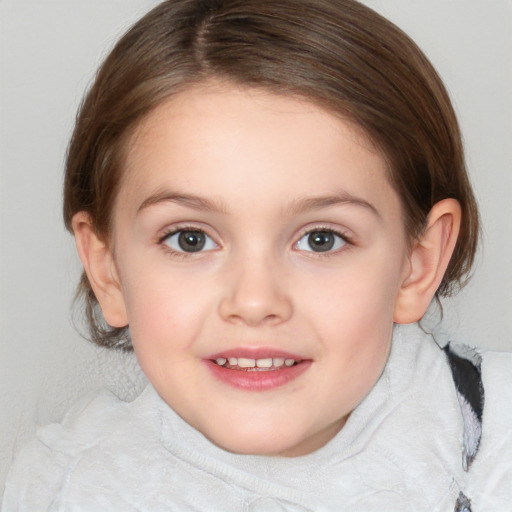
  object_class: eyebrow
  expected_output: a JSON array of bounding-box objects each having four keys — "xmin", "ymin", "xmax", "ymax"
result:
[
  {"xmin": 286, "ymin": 192, "xmax": 380, "ymax": 218},
  {"xmin": 137, "ymin": 190, "xmax": 227, "ymax": 215},
  {"xmin": 137, "ymin": 188, "xmax": 379, "ymax": 218}
]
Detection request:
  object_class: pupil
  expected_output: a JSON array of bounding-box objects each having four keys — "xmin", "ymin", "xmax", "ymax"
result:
[
  {"xmin": 178, "ymin": 231, "xmax": 205, "ymax": 252},
  {"xmin": 308, "ymin": 231, "xmax": 334, "ymax": 252}
]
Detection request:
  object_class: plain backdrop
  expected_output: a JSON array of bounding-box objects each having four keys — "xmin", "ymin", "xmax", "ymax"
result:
[{"xmin": 1, "ymin": 0, "xmax": 511, "ymax": 494}]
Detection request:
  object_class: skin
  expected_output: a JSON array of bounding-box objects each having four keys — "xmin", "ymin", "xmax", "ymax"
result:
[{"xmin": 74, "ymin": 83, "xmax": 461, "ymax": 457}]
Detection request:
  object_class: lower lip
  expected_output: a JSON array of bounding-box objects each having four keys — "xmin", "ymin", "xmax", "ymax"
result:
[{"xmin": 204, "ymin": 360, "xmax": 312, "ymax": 391}]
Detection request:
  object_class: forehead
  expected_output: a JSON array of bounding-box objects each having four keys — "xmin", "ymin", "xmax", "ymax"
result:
[{"xmin": 117, "ymin": 83, "xmax": 400, "ymax": 221}]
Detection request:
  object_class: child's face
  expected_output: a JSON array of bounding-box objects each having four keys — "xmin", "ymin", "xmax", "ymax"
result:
[{"xmin": 110, "ymin": 84, "xmax": 410, "ymax": 456}]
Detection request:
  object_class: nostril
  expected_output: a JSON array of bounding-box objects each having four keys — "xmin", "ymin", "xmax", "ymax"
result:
[
  {"xmin": 217, "ymin": 266, "xmax": 293, "ymax": 325},
  {"xmin": 218, "ymin": 297, "xmax": 293, "ymax": 326}
]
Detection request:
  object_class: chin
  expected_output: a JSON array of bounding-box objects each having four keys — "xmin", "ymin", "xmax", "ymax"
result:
[
  {"xmin": 214, "ymin": 436, "xmax": 287, "ymax": 456},
  {"xmin": 205, "ymin": 415, "xmax": 346, "ymax": 457},
  {"xmin": 201, "ymin": 423, "xmax": 278, "ymax": 453},
  {"xmin": 204, "ymin": 425, "xmax": 314, "ymax": 457}
]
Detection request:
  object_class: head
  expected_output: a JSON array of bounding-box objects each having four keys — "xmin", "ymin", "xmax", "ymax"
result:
[{"xmin": 64, "ymin": 0, "xmax": 479, "ymax": 455}]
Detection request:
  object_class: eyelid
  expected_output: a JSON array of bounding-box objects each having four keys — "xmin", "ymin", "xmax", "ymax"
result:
[
  {"xmin": 293, "ymin": 224, "xmax": 353, "ymax": 253},
  {"xmin": 295, "ymin": 223, "xmax": 353, "ymax": 241},
  {"xmin": 157, "ymin": 222, "xmax": 217, "ymax": 242},
  {"xmin": 157, "ymin": 223, "xmax": 221, "ymax": 255}
]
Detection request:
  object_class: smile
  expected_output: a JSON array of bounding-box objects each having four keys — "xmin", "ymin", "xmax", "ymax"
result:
[
  {"xmin": 213, "ymin": 357, "xmax": 297, "ymax": 370},
  {"xmin": 205, "ymin": 350, "xmax": 311, "ymax": 391}
]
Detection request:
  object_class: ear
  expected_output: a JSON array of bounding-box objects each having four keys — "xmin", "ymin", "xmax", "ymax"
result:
[
  {"xmin": 72, "ymin": 212, "xmax": 128, "ymax": 328},
  {"xmin": 394, "ymin": 199, "xmax": 461, "ymax": 324}
]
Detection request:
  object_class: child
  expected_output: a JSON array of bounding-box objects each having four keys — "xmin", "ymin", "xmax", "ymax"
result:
[{"xmin": 3, "ymin": 0, "xmax": 511, "ymax": 510}]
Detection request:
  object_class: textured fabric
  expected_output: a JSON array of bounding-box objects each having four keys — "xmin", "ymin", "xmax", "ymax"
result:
[
  {"xmin": 443, "ymin": 343, "xmax": 484, "ymax": 472},
  {"xmin": 3, "ymin": 324, "xmax": 511, "ymax": 511}
]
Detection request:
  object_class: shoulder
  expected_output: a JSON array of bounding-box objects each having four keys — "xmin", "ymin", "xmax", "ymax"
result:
[
  {"xmin": 2, "ymin": 386, "xmax": 161, "ymax": 511},
  {"xmin": 442, "ymin": 342, "xmax": 512, "ymax": 507},
  {"xmin": 480, "ymin": 348, "xmax": 512, "ymax": 397},
  {"xmin": 378, "ymin": 329, "xmax": 512, "ymax": 508},
  {"xmin": 480, "ymin": 348, "xmax": 512, "ymax": 422},
  {"xmin": 467, "ymin": 348, "xmax": 512, "ymax": 507},
  {"xmin": 460, "ymin": 346, "xmax": 512, "ymax": 455}
]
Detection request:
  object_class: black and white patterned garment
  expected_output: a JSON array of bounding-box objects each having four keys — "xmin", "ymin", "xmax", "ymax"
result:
[{"xmin": 443, "ymin": 344, "xmax": 485, "ymax": 512}]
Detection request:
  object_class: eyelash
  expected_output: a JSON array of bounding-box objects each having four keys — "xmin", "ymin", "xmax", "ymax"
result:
[
  {"xmin": 294, "ymin": 225, "xmax": 353, "ymax": 256},
  {"xmin": 157, "ymin": 225, "xmax": 218, "ymax": 259},
  {"xmin": 156, "ymin": 224, "xmax": 353, "ymax": 258}
]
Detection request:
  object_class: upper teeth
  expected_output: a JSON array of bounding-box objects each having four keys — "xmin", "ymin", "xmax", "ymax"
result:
[{"xmin": 215, "ymin": 357, "xmax": 296, "ymax": 368}]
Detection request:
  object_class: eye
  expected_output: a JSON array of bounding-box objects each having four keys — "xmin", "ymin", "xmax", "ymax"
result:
[
  {"xmin": 162, "ymin": 229, "xmax": 217, "ymax": 253},
  {"xmin": 296, "ymin": 230, "xmax": 347, "ymax": 253}
]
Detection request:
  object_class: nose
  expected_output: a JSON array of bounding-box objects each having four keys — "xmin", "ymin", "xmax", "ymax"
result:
[{"xmin": 218, "ymin": 256, "xmax": 293, "ymax": 327}]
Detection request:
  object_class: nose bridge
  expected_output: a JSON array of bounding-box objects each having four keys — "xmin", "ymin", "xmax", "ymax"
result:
[{"xmin": 218, "ymin": 247, "xmax": 293, "ymax": 326}]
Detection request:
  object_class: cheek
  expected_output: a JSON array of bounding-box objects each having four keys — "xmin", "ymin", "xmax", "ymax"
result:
[
  {"xmin": 310, "ymin": 275, "xmax": 395, "ymax": 409},
  {"xmin": 120, "ymin": 264, "xmax": 215, "ymax": 351},
  {"xmin": 304, "ymin": 251, "xmax": 403, "ymax": 325},
  {"xmin": 298, "ymin": 250, "xmax": 403, "ymax": 375},
  {"xmin": 124, "ymin": 272, "xmax": 213, "ymax": 391}
]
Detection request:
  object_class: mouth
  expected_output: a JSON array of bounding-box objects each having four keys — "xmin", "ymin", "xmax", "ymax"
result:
[
  {"xmin": 205, "ymin": 350, "xmax": 311, "ymax": 391},
  {"xmin": 212, "ymin": 356, "xmax": 299, "ymax": 371}
]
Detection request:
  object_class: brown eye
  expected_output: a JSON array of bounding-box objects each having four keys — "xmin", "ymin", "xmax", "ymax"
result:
[
  {"xmin": 163, "ymin": 230, "xmax": 216, "ymax": 253},
  {"xmin": 178, "ymin": 231, "xmax": 205, "ymax": 252},
  {"xmin": 297, "ymin": 230, "xmax": 346, "ymax": 253}
]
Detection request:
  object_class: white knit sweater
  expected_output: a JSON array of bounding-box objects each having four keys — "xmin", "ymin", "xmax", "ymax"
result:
[{"xmin": 3, "ymin": 324, "xmax": 511, "ymax": 511}]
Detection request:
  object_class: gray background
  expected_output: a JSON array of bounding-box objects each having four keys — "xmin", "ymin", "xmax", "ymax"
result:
[{"xmin": 1, "ymin": 0, "xmax": 511, "ymax": 493}]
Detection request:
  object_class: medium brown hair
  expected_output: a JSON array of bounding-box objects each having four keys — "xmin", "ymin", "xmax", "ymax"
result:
[{"xmin": 63, "ymin": 0, "xmax": 479, "ymax": 350}]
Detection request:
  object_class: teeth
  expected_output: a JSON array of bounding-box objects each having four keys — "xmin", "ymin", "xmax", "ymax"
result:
[
  {"xmin": 256, "ymin": 358, "xmax": 273, "ymax": 368},
  {"xmin": 238, "ymin": 358, "xmax": 256, "ymax": 368},
  {"xmin": 214, "ymin": 357, "xmax": 297, "ymax": 368}
]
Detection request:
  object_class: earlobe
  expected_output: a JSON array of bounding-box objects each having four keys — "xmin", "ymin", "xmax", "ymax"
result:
[
  {"xmin": 393, "ymin": 199, "xmax": 461, "ymax": 324},
  {"xmin": 72, "ymin": 212, "xmax": 128, "ymax": 328}
]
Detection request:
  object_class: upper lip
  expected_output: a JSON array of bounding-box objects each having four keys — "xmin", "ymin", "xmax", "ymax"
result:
[{"xmin": 206, "ymin": 347, "xmax": 307, "ymax": 361}]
